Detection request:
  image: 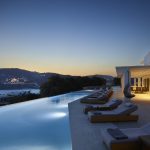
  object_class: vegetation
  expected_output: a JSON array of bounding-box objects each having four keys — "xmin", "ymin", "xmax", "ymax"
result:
[
  {"xmin": 113, "ymin": 77, "xmax": 121, "ymax": 86},
  {"xmin": 0, "ymin": 92, "xmax": 40, "ymax": 106},
  {"xmin": 40, "ymin": 76, "xmax": 106, "ymax": 97},
  {"xmin": 0, "ymin": 76, "xmax": 106, "ymax": 106}
]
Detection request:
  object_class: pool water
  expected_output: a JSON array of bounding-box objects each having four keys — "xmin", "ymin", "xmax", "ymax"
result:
[
  {"xmin": 0, "ymin": 89, "xmax": 40, "ymax": 98},
  {"xmin": 0, "ymin": 90, "xmax": 91, "ymax": 150}
]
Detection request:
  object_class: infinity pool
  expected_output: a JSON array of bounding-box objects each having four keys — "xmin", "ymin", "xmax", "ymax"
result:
[{"xmin": 0, "ymin": 90, "xmax": 91, "ymax": 150}]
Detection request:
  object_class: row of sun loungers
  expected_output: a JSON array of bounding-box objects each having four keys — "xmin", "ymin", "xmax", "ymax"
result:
[
  {"xmin": 80, "ymin": 87, "xmax": 113, "ymax": 104},
  {"xmin": 82, "ymin": 88, "xmax": 138, "ymax": 123},
  {"xmin": 80, "ymin": 88, "xmax": 144, "ymax": 150}
]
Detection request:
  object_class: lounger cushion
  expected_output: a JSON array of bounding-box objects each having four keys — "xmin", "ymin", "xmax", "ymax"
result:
[
  {"xmin": 106, "ymin": 99, "xmax": 122, "ymax": 107},
  {"xmin": 89, "ymin": 104, "xmax": 137, "ymax": 116},
  {"xmin": 113, "ymin": 104, "xmax": 138, "ymax": 115},
  {"xmin": 125, "ymin": 102, "xmax": 133, "ymax": 107},
  {"xmin": 107, "ymin": 128, "xmax": 128, "ymax": 140},
  {"xmin": 92, "ymin": 112, "xmax": 102, "ymax": 115},
  {"xmin": 112, "ymin": 99, "xmax": 117, "ymax": 102}
]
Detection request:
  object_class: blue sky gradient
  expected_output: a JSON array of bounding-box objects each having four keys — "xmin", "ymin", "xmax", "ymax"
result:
[{"xmin": 0, "ymin": 0, "xmax": 150, "ymax": 75}]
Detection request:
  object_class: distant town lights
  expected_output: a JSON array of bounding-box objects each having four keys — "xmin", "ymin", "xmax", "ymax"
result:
[{"xmin": 11, "ymin": 78, "xmax": 19, "ymax": 83}]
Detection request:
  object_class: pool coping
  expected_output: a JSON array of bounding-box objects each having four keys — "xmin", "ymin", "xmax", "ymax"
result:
[{"xmin": 68, "ymin": 91, "xmax": 115, "ymax": 150}]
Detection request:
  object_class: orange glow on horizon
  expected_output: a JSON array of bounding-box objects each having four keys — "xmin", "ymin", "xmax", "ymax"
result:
[
  {"xmin": 0, "ymin": 56, "xmax": 116, "ymax": 76},
  {"xmin": 5, "ymin": 66, "xmax": 116, "ymax": 76},
  {"xmin": 2, "ymin": 66, "xmax": 116, "ymax": 76}
]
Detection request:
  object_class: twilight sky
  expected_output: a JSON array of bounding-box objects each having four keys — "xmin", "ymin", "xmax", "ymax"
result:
[{"xmin": 0, "ymin": 0, "xmax": 150, "ymax": 76}]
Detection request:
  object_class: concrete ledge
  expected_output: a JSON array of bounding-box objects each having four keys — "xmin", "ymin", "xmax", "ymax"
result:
[{"xmin": 69, "ymin": 98, "xmax": 115, "ymax": 150}]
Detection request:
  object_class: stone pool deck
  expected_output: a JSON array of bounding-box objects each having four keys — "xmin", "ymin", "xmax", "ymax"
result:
[{"xmin": 68, "ymin": 87, "xmax": 150, "ymax": 150}]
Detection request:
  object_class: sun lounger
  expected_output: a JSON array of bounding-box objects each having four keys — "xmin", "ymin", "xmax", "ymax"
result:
[
  {"xmin": 101, "ymin": 123, "xmax": 150, "ymax": 150},
  {"xmin": 88, "ymin": 103, "xmax": 138, "ymax": 123},
  {"xmin": 107, "ymin": 128, "xmax": 128, "ymax": 140},
  {"xmin": 81, "ymin": 90, "xmax": 103, "ymax": 99},
  {"xmin": 80, "ymin": 89, "xmax": 113, "ymax": 104},
  {"xmin": 84, "ymin": 99, "xmax": 122, "ymax": 114}
]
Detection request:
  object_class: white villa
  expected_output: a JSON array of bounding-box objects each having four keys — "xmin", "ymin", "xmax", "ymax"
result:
[{"xmin": 116, "ymin": 52, "xmax": 150, "ymax": 94}]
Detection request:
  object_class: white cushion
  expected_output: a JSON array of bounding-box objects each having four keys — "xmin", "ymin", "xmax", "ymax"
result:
[
  {"xmin": 112, "ymin": 99, "xmax": 117, "ymax": 102},
  {"xmin": 125, "ymin": 102, "xmax": 133, "ymax": 107}
]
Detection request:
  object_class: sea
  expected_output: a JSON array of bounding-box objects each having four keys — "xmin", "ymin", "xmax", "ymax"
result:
[{"xmin": 0, "ymin": 89, "xmax": 40, "ymax": 98}]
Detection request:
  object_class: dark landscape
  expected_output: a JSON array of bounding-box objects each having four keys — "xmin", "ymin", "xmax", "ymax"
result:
[
  {"xmin": 0, "ymin": 68, "xmax": 115, "ymax": 90},
  {"xmin": 0, "ymin": 68, "xmax": 121, "ymax": 106}
]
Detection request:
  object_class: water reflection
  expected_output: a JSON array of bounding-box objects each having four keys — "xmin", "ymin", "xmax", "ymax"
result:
[
  {"xmin": 42, "ymin": 112, "xmax": 67, "ymax": 119},
  {"xmin": 0, "ymin": 90, "xmax": 91, "ymax": 150}
]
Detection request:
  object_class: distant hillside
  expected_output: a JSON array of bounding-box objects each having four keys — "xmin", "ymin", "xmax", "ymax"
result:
[
  {"xmin": 89, "ymin": 75, "xmax": 114, "ymax": 81},
  {"xmin": 0, "ymin": 68, "xmax": 61, "ymax": 89},
  {"xmin": 0, "ymin": 68, "xmax": 114, "ymax": 89},
  {"xmin": 89, "ymin": 75, "xmax": 114, "ymax": 86}
]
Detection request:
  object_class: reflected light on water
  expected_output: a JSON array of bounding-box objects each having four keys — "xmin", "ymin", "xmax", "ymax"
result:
[
  {"xmin": 43, "ymin": 112, "xmax": 67, "ymax": 119},
  {"xmin": 56, "ymin": 104, "xmax": 68, "ymax": 108},
  {"xmin": 1, "ymin": 145, "xmax": 68, "ymax": 150},
  {"xmin": 0, "ymin": 90, "xmax": 91, "ymax": 150}
]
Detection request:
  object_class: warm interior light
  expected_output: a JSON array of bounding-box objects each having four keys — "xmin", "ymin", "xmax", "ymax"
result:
[{"xmin": 134, "ymin": 93, "xmax": 150, "ymax": 101}]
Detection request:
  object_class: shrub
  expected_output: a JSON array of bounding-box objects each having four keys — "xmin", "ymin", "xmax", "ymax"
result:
[{"xmin": 40, "ymin": 75, "xmax": 106, "ymax": 97}]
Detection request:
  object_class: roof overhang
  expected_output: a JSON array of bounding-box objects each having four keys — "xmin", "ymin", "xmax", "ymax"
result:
[{"xmin": 116, "ymin": 65, "xmax": 150, "ymax": 78}]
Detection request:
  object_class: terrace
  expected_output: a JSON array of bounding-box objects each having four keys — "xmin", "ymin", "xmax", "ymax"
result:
[
  {"xmin": 116, "ymin": 65, "xmax": 150, "ymax": 94},
  {"xmin": 69, "ymin": 86, "xmax": 150, "ymax": 150}
]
